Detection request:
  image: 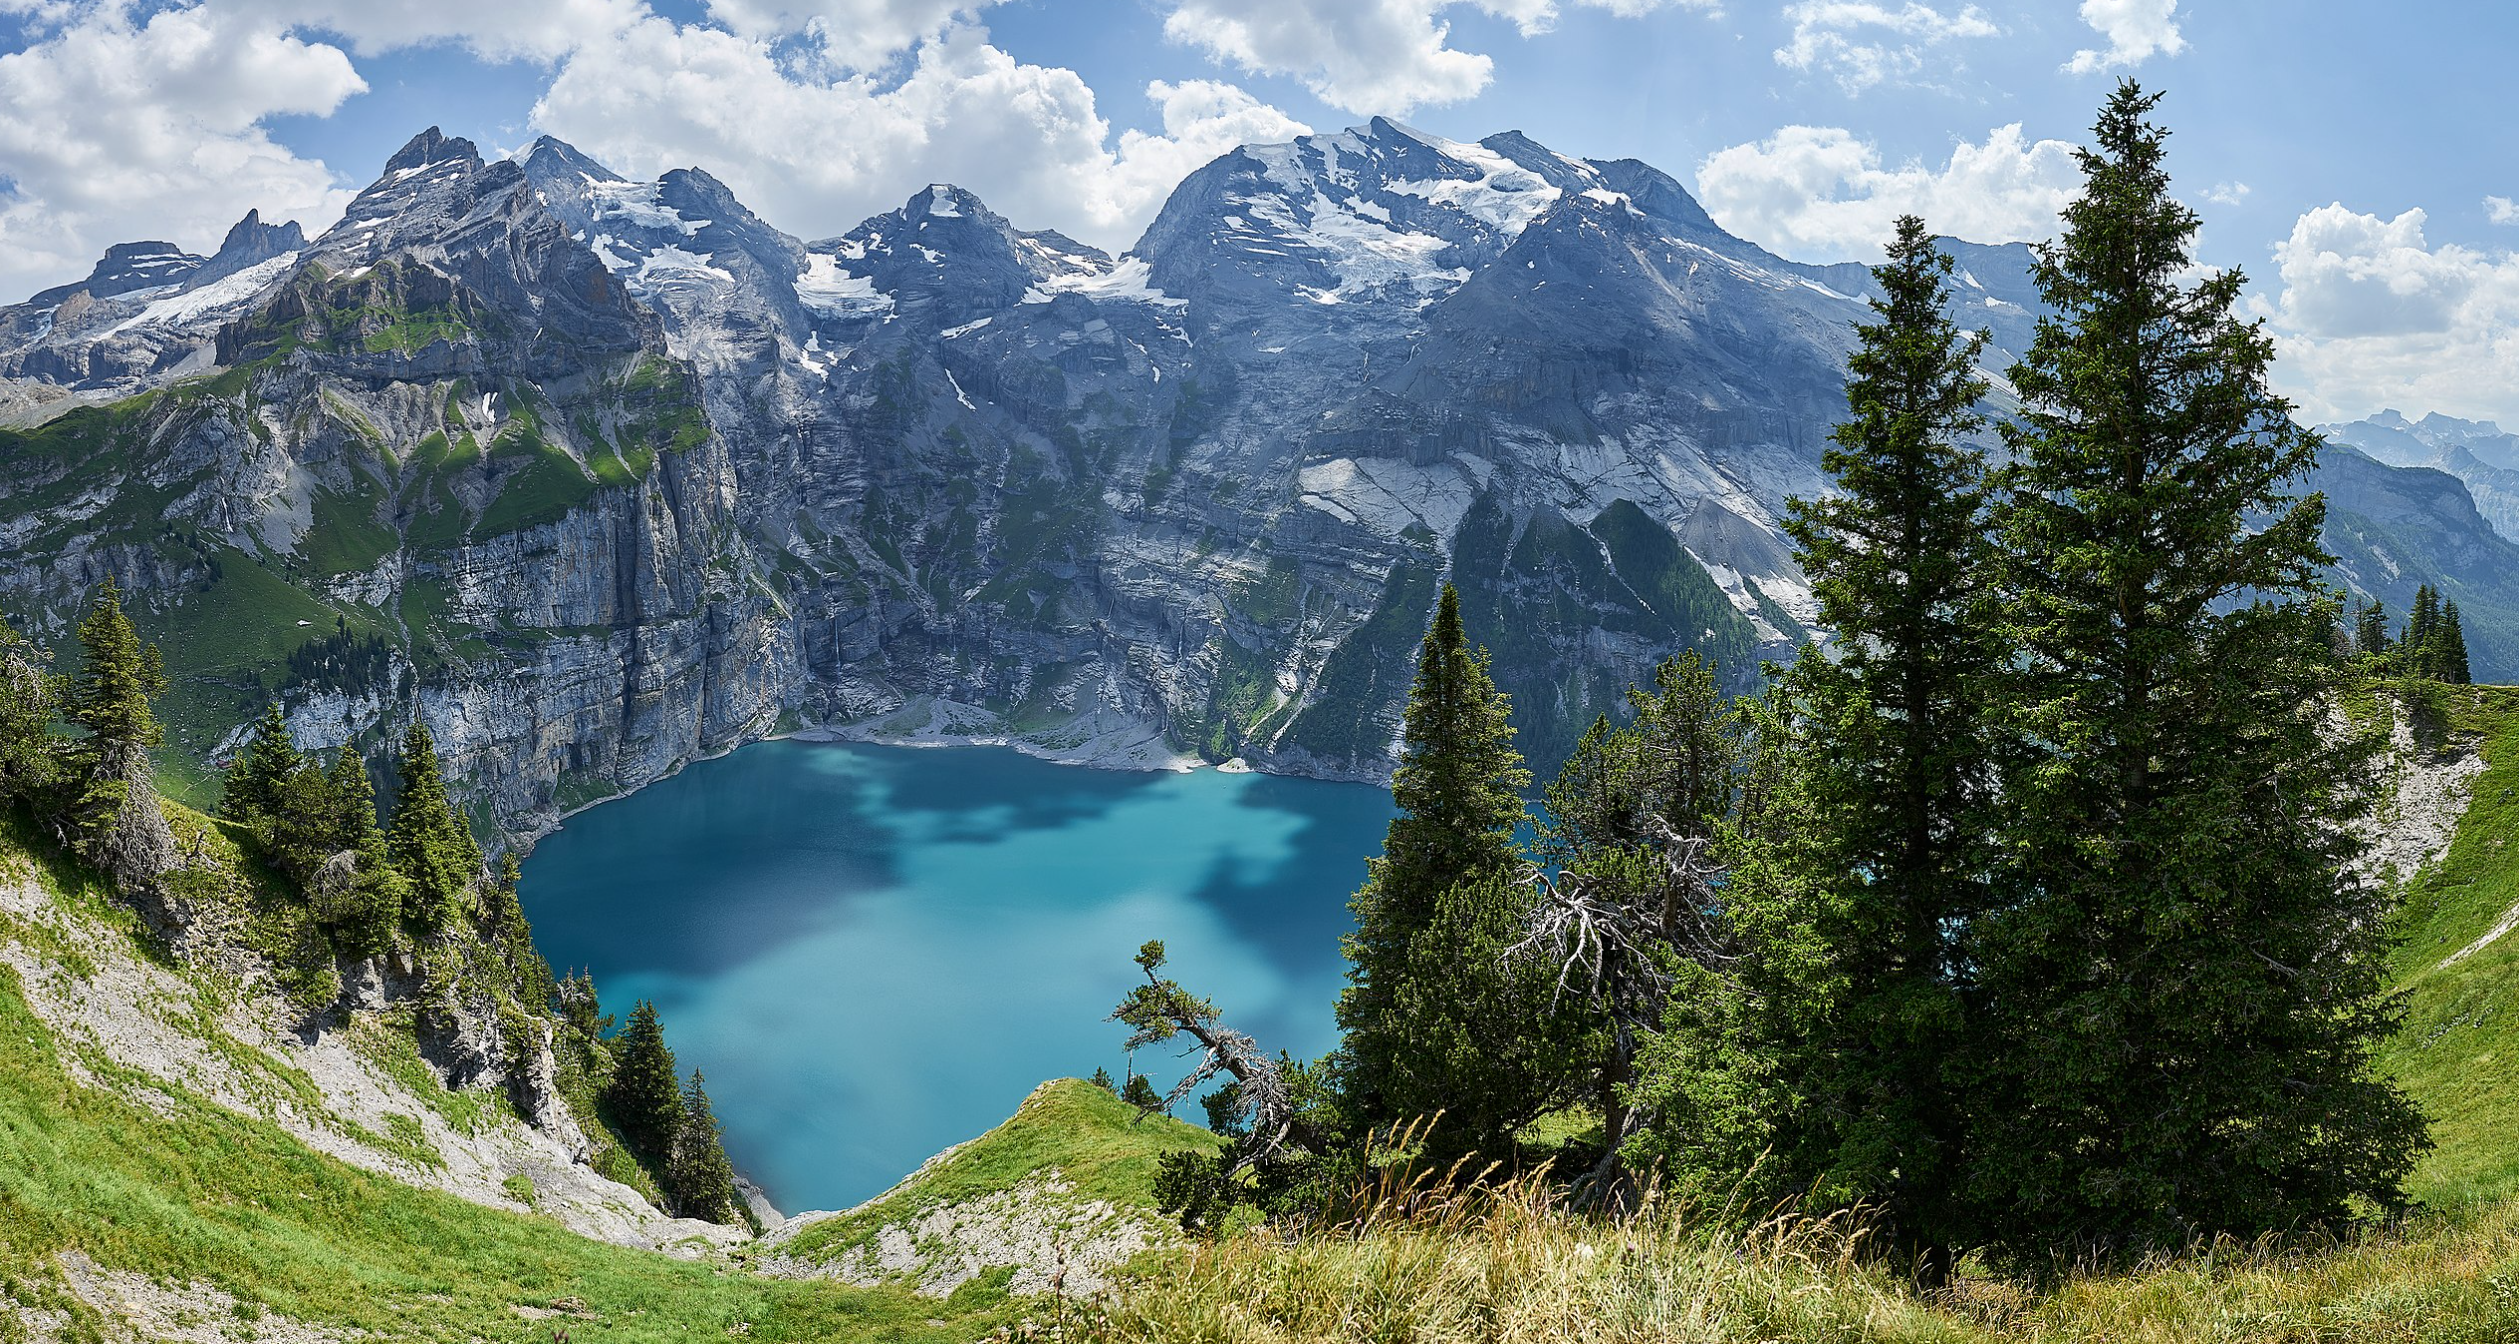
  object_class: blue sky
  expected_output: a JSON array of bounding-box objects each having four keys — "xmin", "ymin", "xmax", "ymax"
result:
[{"xmin": 3, "ymin": 0, "xmax": 2514, "ymax": 421}]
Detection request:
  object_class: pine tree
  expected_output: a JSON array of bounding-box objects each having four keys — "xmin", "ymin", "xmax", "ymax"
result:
[
  {"xmin": 667, "ymin": 1071, "xmax": 744, "ymax": 1224},
  {"xmin": 2355, "ymin": 600, "xmax": 2392, "ymax": 660},
  {"xmin": 605, "ymin": 1001, "xmax": 685, "ymax": 1173},
  {"xmin": 69, "ymin": 580, "xmax": 164, "ymax": 766},
  {"xmin": 1970, "ymin": 81, "xmax": 2426, "ymax": 1263},
  {"xmin": 2406, "ymin": 584, "xmax": 2441, "ymax": 663},
  {"xmin": 0, "ymin": 616, "xmax": 58, "ymax": 808},
  {"xmin": 1335, "ymin": 582, "xmax": 1538, "ymax": 1137},
  {"xmin": 1763, "ymin": 212, "xmax": 1999, "ymax": 1268},
  {"xmin": 388, "ymin": 720, "xmax": 482, "ymax": 930},
  {"xmin": 224, "ymin": 703, "xmax": 304, "ymax": 827},
  {"xmin": 264, "ymin": 759, "xmax": 341, "ymax": 884},
  {"xmin": 316, "ymin": 748, "xmax": 406, "ymax": 958},
  {"xmin": 2439, "ymin": 601, "xmax": 2472, "ymax": 684},
  {"xmin": 66, "ymin": 581, "xmax": 174, "ymax": 883}
]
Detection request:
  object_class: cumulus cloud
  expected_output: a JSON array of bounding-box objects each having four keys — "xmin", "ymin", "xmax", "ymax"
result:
[
  {"xmin": 1694, "ymin": 123, "xmax": 2080, "ymax": 263},
  {"xmin": 697, "ymin": 0, "xmax": 1001, "ymax": 68},
  {"xmin": 2488, "ymin": 195, "xmax": 2519, "ymax": 226},
  {"xmin": 1158, "ymin": 0, "xmax": 1717, "ymax": 114},
  {"xmin": 0, "ymin": 3, "xmax": 364, "ymax": 300},
  {"xmin": 1773, "ymin": 2, "xmax": 1999, "ymax": 95},
  {"xmin": 2262, "ymin": 203, "xmax": 2519, "ymax": 424},
  {"xmin": 2065, "ymin": 0, "xmax": 2182, "ymax": 75},
  {"xmin": 533, "ymin": 19, "xmax": 1307, "ymax": 249},
  {"xmin": 227, "ymin": 0, "xmax": 650, "ymax": 62},
  {"xmin": 2202, "ymin": 180, "xmax": 2249, "ymax": 206}
]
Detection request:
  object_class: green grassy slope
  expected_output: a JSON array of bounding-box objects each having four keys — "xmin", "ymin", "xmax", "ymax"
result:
[
  {"xmin": 0, "ymin": 817, "xmax": 1208, "ymax": 1342},
  {"xmin": 771, "ymin": 1079, "xmax": 1220, "ymax": 1272},
  {"xmin": 2376, "ymin": 685, "xmax": 2519, "ymax": 1207}
]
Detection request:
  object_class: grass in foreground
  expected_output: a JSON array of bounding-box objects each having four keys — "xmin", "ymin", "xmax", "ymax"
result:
[{"xmin": 1081, "ymin": 1176, "xmax": 2519, "ymax": 1344}]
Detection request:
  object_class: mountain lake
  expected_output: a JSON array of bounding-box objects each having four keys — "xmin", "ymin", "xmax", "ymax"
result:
[{"xmin": 518, "ymin": 738, "xmax": 1396, "ymax": 1214}]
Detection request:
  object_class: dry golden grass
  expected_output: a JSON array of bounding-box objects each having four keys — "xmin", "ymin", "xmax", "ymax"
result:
[{"xmin": 1075, "ymin": 1163, "xmax": 2519, "ymax": 1344}]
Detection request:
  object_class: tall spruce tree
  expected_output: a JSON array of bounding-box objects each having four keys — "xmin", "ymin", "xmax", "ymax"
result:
[
  {"xmin": 1768, "ymin": 212, "xmax": 1999, "ymax": 1268},
  {"xmin": 2355, "ymin": 600, "xmax": 2392, "ymax": 659},
  {"xmin": 388, "ymin": 720, "xmax": 482, "ymax": 930},
  {"xmin": 2438, "ymin": 601, "xmax": 2472, "ymax": 684},
  {"xmin": 0, "ymin": 616, "xmax": 57, "ymax": 808},
  {"xmin": 66, "ymin": 581, "xmax": 174, "ymax": 882},
  {"xmin": 1335, "ymin": 582, "xmax": 1547, "ymax": 1143},
  {"xmin": 317, "ymin": 749, "xmax": 406, "ymax": 958},
  {"xmin": 225, "ymin": 703, "xmax": 304, "ymax": 827},
  {"xmin": 1970, "ymin": 81, "xmax": 2425, "ymax": 1263},
  {"xmin": 668, "ymin": 1072, "xmax": 745, "ymax": 1224},
  {"xmin": 606, "ymin": 1000, "xmax": 685, "ymax": 1173},
  {"xmin": 2407, "ymin": 584, "xmax": 2441, "ymax": 661}
]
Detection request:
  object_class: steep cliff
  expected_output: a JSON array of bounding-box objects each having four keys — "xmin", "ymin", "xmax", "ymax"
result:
[{"xmin": 3, "ymin": 123, "xmax": 2515, "ymax": 845}]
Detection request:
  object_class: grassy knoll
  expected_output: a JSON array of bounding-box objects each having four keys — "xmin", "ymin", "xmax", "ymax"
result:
[{"xmin": 773, "ymin": 1079, "xmax": 1221, "ymax": 1268}]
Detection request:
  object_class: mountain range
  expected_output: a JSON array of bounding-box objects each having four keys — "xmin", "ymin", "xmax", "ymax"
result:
[{"xmin": 1, "ymin": 120, "xmax": 2513, "ymax": 841}]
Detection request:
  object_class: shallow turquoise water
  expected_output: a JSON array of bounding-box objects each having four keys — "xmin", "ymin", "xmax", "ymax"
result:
[{"xmin": 517, "ymin": 739, "xmax": 1396, "ymax": 1213}]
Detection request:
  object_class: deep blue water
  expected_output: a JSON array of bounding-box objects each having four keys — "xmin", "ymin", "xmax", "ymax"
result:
[{"xmin": 517, "ymin": 739, "xmax": 1396, "ymax": 1213}]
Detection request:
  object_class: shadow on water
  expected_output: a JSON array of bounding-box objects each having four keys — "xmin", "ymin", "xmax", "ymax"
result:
[
  {"xmin": 861, "ymin": 741, "xmax": 1181, "ymax": 840},
  {"xmin": 522, "ymin": 741, "xmax": 910, "ymax": 979},
  {"xmin": 1187, "ymin": 774, "xmax": 1394, "ymax": 965}
]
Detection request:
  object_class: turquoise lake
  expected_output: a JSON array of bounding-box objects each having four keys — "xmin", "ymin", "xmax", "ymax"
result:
[{"xmin": 517, "ymin": 739, "xmax": 1397, "ymax": 1214}]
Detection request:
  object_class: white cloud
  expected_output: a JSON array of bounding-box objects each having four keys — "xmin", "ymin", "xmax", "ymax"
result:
[
  {"xmin": 1158, "ymin": 0, "xmax": 1717, "ymax": 115},
  {"xmin": 532, "ymin": 19, "xmax": 1308, "ymax": 251},
  {"xmin": 1694, "ymin": 123, "xmax": 2080, "ymax": 263},
  {"xmin": 2065, "ymin": 0, "xmax": 2182, "ymax": 74},
  {"xmin": 2262, "ymin": 203, "xmax": 2519, "ymax": 424},
  {"xmin": 1161, "ymin": 0, "xmax": 1494, "ymax": 113},
  {"xmin": 0, "ymin": 3, "xmax": 364, "ymax": 301},
  {"xmin": 229, "ymin": 0, "xmax": 650, "ymax": 63},
  {"xmin": 697, "ymin": 0, "xmax": 999, "ymax": 68},
  {"xmin": 1772, "ymin": 2, "xmax": 1998, "ymax": 95},
  {"xmin": 2201, "ymin": 180, "xmax": 2249, "ymax": 206},
  {"xmin": 2487, "ymin": 195, "xmax": 2519, "ymax": 226}
]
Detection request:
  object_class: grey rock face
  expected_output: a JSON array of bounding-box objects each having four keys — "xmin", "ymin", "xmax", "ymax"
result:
[{"xmin": 4, "ymin": 122, "xmax": 2516, "ymax": 847}]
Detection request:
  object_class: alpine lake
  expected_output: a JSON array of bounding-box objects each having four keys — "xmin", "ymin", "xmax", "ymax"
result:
[{"xmin": 518, "ymin": 739, "xmax": 1397, "ymax": 1214}]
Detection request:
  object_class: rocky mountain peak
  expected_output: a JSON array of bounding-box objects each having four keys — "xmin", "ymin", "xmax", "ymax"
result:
[
  {"xmin": 192, "ymin": 209, "xmax": 306, "ymax": 288},
  {"xmin": 384, "ymin": 126, "xmax": 483, "ymax": 176},
  {"xmin": 520, "ymin": 134, "xmax": 624, "ymax": 186},
  {"xmin": 79, "ymin": 240, "xmax": 205, "ymax": 300}
]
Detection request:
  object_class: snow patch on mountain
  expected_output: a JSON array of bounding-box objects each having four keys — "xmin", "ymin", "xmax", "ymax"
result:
[
  {"xmin": 101, "ymin": 253, "xmax": 299, "ymax": 336},
  {"xmin": 584, "ymin": 178, "xmax": 706, "ymax": 237},
  {"xmin": 796, "ymin": 253, "xmax": 895, "ymax": 316},
  {"xmin": 1018, "ymin": 257, "xmax": 1185, "ymax": 308}
]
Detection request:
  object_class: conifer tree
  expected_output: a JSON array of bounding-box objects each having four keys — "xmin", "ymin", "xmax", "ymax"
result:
[
  {"xmin": 388, "ymin": 720, "xmax": 482, "ymax": 930},
  {"xmin": 606, "ymin": 1000, "xmax": 685, "ymax": 1171},
  {"xmin": 66, "ymin": 581, "xmax": 174, "ymax": 882},
  {"xmin": 2407, "ymin": 584, "xmax": 2441, "ymax": 660},
  {"xmin": 0, "ymin": 616, "xmax": 58, "ymax": 808},
  {"xmin": 1971, "ymin": 81, "xmax": 2425, "ymax": 1262},
  {"xmin": 2439, "ymin": 601, "xmax": 2472, "ymax": 684},
  {"xmin": 1763, "ymin": 212, "xmax": 1999, "ymax": 1267},
  {"xmin": 1335, "ymin": 582, "xmax": 1540, "ymax": 1137},
  {"xmin": 2355, "ymin": 600, "xmax": 2392, "ymax": 660},
  {"xmin": 316, "ymin": 748, "xmax": 406, "ymax": 958},
  {"xmin": 69, "ymin": 580, "xmax": 164, "ymax": 765},
  {"xmin": 225, "ymin": 703, "xmax": 304, "ymax": 827},
  {"xmin": 667, "ymin": 1071, "xmax": 744, "ymax": 1224},
  {"xmin": 264, "ymin": 759, "xmax": 341, "ymax": 883}
]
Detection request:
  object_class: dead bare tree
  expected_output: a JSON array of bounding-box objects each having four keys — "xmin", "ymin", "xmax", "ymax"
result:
[{"xmin": 1508, "ymin": 819, "xmax": 1731, "ymax": 1205}]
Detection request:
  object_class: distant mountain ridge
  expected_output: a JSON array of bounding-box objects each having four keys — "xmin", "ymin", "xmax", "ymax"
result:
[{"xmin": 0, "ymin": 122, "xmax": 2509, "ymax": 838}]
